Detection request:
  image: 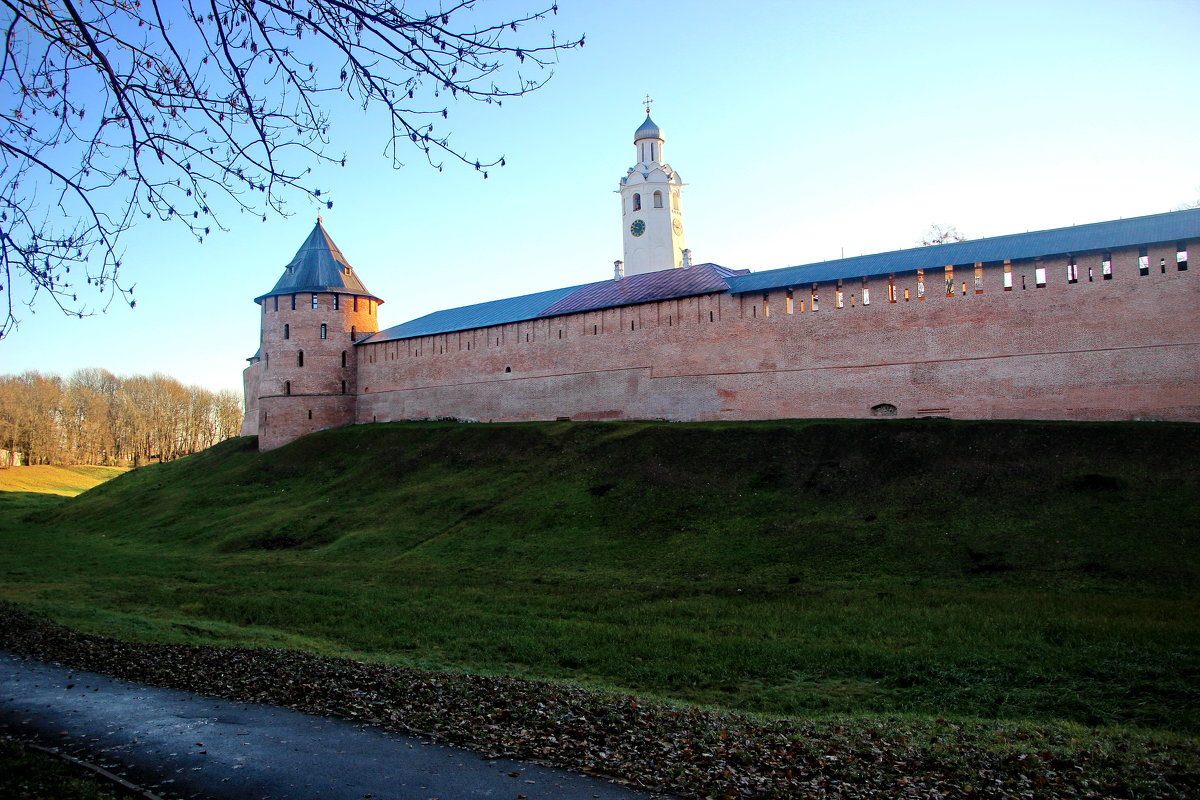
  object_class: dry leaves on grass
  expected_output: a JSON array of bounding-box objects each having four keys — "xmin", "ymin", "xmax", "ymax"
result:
[{"xmin": 0, "ymin": 604, "xmax": 1195, "ymax": 799}]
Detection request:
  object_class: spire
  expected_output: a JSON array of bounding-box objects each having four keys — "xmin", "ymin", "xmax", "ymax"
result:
[{"xmin": 253, "ymin": 220, "xmax": 381, "ymax": 304}]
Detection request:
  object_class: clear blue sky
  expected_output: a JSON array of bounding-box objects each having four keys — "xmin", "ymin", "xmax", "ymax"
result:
[{"xmin": 3, "ymin": 0, "xmax": 1198, "ymax": 393}]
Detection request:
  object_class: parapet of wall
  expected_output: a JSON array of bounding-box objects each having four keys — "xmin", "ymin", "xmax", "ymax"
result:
[{"xmin": 354, "ymin": 242, "xmax": 1200, "ymax": 426}]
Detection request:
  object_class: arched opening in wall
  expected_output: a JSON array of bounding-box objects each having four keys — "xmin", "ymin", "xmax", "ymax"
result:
[
  {"xmin": 341, "ymin": 350, "xmax": 347, "ymax": 367},
  {"xmin": 320, "ymin": 323, "xmax": 327, "ymax": 339},
  {"xmin": 285, "ymin": 381, "xmax": 291, "ymax": 395},
  {"xmin": 284, "ymin": 323, "xmax": 290, "ymax": 340},
  {"xmin": 653, "ymin": 190, "xmax": 663, "ymax": 208},
  {"xmin": 504, "ymin": 366, "xmax": 512, "ymax": 373},
  {"xmin": 633, "ymin": 193, "xmax": 641, "ymax": 211},
  {"xmin": 298, "ymin": 350, "xmax": 304, "ymax": 367},
  {"xmin": 871, "ymin": 403, "xmax": 898, "ymax": 417}
]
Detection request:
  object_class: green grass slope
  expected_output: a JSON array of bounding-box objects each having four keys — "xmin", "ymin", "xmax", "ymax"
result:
[{"xmin": 2, "ymin": 420, "xmax": 1197, "ymax": 735}]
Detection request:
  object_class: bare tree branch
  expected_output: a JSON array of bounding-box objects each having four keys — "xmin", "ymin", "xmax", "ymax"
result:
[{"xmin": 0, "ymin": 0, "xmax": 582, "ymax": 338}]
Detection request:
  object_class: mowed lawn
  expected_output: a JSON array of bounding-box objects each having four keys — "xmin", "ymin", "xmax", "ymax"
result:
[{"xmin": 1, "ymin": 420, "xmax": 1197, "ymax": 737}]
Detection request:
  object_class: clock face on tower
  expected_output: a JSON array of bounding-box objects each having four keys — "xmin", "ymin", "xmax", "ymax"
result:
[
  {"xmin": 672, "ymin": 218, "xmax": 683, "ymax": 235},
  {"xmin": 630, "ymin": 219, "xmax": 646, "ymax": 237}
]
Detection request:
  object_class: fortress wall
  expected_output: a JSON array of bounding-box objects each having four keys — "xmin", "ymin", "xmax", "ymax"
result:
[
  {"xmin": 354, "ymin": 241, "xmax": 1199, "ymax": 425},
  {"xmin": 256, "ymin": 292, "xmax": 380, "ymax": 449},
  {"xmin": 241, "ymin": 360, "xmax": 262, "ymax": 436},
  {"xmin": 258, "ymin": 394, "xmax": 358, "ymax": 450}
]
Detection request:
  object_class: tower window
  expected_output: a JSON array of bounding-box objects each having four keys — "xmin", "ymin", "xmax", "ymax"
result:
[
  {"xmin": 311, "ymin": 293, "xmax": 319, "ymax": 309},
  {"xmin": 341, "ymin": 350, "xmax": 347, "ymax": 367},
  {"xmin": 298, "ymin": 350, "xmax": 304, "ymax": 367},
  {"xmin": 1139, "ymin": 247, "xmax": 1149, "ymax": 276},
  {"xmin": 350, "ymin": 326, "xmax": 357, "ymax": 342},
  {"xmin": 285, "ymin": 380, "xmax": 291, "ymax": 395},
  {"xmin": 265, "ymin": 352, "xmax": 269, "ymax": 368},
  {"xmin": 273, "ymin": 296, "xmax": 279, "ymax": 312},
  {"xmin": 632, "ymin": 193, "xmax": 641, "ymax": 211},
  {"xmin": 341, "ymin": 380, "xmax": 346, "ymax": 394},
  {"xmin": 320, "ymin": 323, "xmax": 327, "ymax": 339},
  {"xmin": 1067, "ymin": 257, "xmax": 1078, "ymax": 283},
  {"xmin": 1003, "ymin": 260, "xmax": 1013, "ymax": 290},
  {"xmin": 308, "ymin": 410, "xmax": 313, "ymax": 420},
  {"xmin": 1035, "ymin": 267, "xmax": 1047, "ymax": 287},
  {"xmin": 1178, "ymin": 243, "xmax": 1189, "ymax": 271},
  {"xmin": 291, "ymin": 294, "xmax": 296, "ymax": 310},
  {"xmin": 333, "ymin": 295, "xmax": 340, "ymax": 310},
  {"xmin": 653, "ymin": 190, "xmax": 663, "ymax": 208},
  {"xmin": 353, "ymin": 296, "xmax": 359, "ymax": 311},
  {"xmin": 284, "ymin": 323, "xmax": 290, "ymax": 340},
  {"xmin": 1102, "ymin": 253, "xmax": 1112, "ymax": 280}
]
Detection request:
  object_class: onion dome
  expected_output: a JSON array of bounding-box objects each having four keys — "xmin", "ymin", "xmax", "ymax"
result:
[{"xmin": 634, "ymin": 113, "xmax": 662, "ymax": 142}]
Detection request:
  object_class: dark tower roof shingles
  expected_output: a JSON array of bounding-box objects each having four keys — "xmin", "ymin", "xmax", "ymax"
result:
[{"xmin": 254, "ymin": 220, "xmax": 381, "ymax": 304}]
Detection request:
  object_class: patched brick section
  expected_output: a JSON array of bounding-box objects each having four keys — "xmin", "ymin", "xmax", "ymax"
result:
[{"xmin": 354, "ymin": 243, "xmax": 1199, "ymax": 428}]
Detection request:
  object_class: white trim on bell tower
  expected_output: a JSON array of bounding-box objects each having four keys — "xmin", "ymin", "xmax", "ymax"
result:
[{"xmin": 618, "ymin": 103, "xmax": 687, "ymax": 276}]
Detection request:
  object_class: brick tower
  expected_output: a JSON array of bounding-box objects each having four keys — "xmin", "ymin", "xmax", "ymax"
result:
[{"xmin": 245, "ymin": 219, "xmax": 382, "ymax": 450}]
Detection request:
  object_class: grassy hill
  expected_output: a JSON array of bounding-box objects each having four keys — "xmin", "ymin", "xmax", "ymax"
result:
[{"xmin": 1, "ymin": 419, "xmax": 1197, "ymax": 738}]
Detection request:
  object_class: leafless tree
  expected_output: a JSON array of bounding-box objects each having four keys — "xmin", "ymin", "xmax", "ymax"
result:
[
  {"xmin": 918, "ymin": 224, "xmax": 966, "ymax": 246},
  {"xmin": 0, "ymin": 1, "xmax": 582, "ymax": 337},
  {"xmin": 1, "ymin": 368, "xmax": 244, "ymax": 465}
]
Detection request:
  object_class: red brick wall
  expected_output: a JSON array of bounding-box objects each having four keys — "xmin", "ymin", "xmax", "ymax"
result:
[
  {"xmin": 256, "ymin": 292, "xmax": 379, "ymax": 450},
  {"xmin": 353, "ymin": 242, "xmax": 1199, "ymax": 427}
]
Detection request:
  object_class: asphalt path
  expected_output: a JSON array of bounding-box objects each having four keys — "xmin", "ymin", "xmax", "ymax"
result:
[{"xmin": 0, "ymin": 651, "xmax": 669, "ymax": 800}]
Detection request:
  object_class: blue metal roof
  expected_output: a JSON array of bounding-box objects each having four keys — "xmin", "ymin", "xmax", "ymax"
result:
[
  {"xmin": 364, "ymin": 264, "xmax": 747, "ymax": 344},
  {"xmin": 726, "ymin": 208, "xmax": 1200, "ymax": 294},
  {"xmin": 359, "ymin": 208, "xmax": 1199, "ymax": 345},
  {"xmin": 254, "ymin": 220, "xmax": 381, "ymax": 304},
  {"xmin": 365, "ymin": 284, "xmax": 586, "ymax": 343}
]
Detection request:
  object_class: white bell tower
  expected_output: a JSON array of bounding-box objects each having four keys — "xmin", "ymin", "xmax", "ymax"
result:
[{"xmin": 618, "ymin": 100, "xmax": 687, "ymax": 276}]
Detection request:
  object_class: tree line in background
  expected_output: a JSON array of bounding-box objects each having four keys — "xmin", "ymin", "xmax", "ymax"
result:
[{"xmin": 0, "ymin": 370, "xmax": 242, "ymax": 466}]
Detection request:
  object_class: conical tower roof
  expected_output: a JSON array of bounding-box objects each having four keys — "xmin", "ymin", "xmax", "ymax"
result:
[{"xmin": 254, "ymin": 219, "xmax": 382, "ymax": 304}]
